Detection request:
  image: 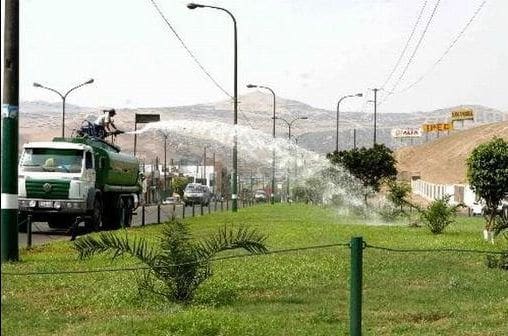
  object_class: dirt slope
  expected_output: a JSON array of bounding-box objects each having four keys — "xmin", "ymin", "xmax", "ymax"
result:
[{"xmin": 396, "ymin": 121, "xmax": 508, "ymax": 184}]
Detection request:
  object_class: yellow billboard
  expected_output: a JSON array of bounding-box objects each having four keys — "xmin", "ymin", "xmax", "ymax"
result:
[
  {"xmin": 451, "ymin": 107, "xmax": 474, "ymax": 121},
  {"xmin": 422, "ymin": 123, "xmax": 453, "ymax": 133}
]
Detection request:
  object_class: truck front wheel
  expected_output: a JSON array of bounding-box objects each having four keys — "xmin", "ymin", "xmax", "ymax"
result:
[{"xmin": 48, "ymin": 216, "xmax": 73, "ymax": 230}]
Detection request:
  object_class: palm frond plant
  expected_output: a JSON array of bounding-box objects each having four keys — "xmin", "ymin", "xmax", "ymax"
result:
[
  {"xmin": 74, "ymin": 220, "xmax": 268, "ymax": 302},
  {"xmin": 486, "ymin": 214, "xmax": 508, "ymax": 270}
]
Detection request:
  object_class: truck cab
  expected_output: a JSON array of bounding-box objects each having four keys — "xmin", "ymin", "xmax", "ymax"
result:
[{"xmin": 18, "ymin": 136, "xmax": 140, "ymax": 231}]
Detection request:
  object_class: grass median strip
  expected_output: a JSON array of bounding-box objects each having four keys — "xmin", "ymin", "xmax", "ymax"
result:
[{"xmin": 2, "ymin": 204, "xmax": 507, "ymax": 336}]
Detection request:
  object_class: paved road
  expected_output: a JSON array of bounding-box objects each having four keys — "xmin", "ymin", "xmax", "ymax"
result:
[{"xmin": 18, "ymin": 200, "xmax": 251, "ymax": 247}]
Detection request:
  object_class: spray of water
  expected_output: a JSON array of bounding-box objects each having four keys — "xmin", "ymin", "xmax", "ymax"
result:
[{"xmin": 129, "ymin": 120, "xmax": 394, "ymax": 223}]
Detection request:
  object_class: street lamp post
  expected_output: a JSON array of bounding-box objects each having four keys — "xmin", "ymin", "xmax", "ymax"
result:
[
  {"xmin": 246, "ymin": 83, "xmax": 276, "ymax": 204},
  {"xmin": 275, "ymin": 116, "xmax": 309, "ymax": 141},
  {"xmin": 336, "ymin": 93, "xmax": 363, "ymax": 152},
  {"xmin": 188, "ymin": 3, "xmax": 238, "ymax": 212},
  {"xmin": 273, "ymin": 116, "xmax": 308, "ymax": 202},
  {"xmin": 33, "ymin": 79, "xmax": 94, "ymax": 138}
]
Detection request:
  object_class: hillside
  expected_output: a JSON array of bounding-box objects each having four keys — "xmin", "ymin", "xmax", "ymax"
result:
[
  {"xmin": 395, "ymin": 121, "xmax": 508, "ymax": 184},
  {"xmin": 18, "ymin": 94, "xmax": 508, "ymax": 172}
]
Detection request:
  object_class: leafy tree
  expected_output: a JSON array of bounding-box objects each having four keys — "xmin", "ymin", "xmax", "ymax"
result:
[
  {"xmin": 74, "ymin": 221, "xmax": 268, "ymax": 302},
  {"xmin": 171, "ymin": 176, "xmax": 191, "ymax": 197},
  {"xmin": 467, "ymin": 137, "xmax": 508, "ymax": 232},
  {"xmin": 291, "ymin": 177, "xmax": 326, "ymax": 204},
  {"xmin": 387, "ymin": 180, "xmax": 412, "ymax": 211},
  {"xmin": 327, "ymin": 144, "xmax": 397, "ymax": 202}
]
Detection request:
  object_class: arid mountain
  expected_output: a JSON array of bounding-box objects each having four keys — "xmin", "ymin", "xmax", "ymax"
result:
[
  {"xmin": 19, "ymin": 93, "xmax": 508, "ymax": 173},
  {"xmin": 395, "ymin": 121, "xmax": 508, "ymax": 184}
]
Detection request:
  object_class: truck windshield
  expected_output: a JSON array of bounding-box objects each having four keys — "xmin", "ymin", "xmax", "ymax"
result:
[
  {"xmin": 21, "ymin": 148, "xmax": 84, "ymax": 173},
  {"xmin": 185, "ymin": 185, "xmax": 200, "ymax": 192}
]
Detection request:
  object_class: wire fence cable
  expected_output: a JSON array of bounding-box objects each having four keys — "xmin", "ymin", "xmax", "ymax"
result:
[
  {"xmin": 3, "ymin": 242, "xmax": 505, "ymax": 277},
  {"xmin": 1, "ymin": 242, "xmax": 350, "ymax": 276}
]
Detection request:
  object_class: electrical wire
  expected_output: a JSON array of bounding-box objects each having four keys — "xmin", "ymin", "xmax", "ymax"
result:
[
  {"xmin": 148, "ymin": 0, "xmax": 259, "ymax": 131},
  {"xmin": 238, "ymin": 106, "xmax": 256, "ymax": 129},
  {"xmin": 380, "ymin": 0, "xmax": 428, "ymax": 90},
  {"xmin": 148, "ymin": 0, "xmax": 232, "ymax": 98},
  {"xmin": 381, "ymin": 0, "xmax": 442, "ymax": 104},
  {"xmin": 397, "ymin": 0, "xmax": 488, "ymax": 94}
]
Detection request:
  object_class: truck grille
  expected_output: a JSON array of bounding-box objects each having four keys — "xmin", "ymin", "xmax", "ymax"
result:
[{"xmin": 26, "ymin": 179, "xmax": 70, "ymax": 199}]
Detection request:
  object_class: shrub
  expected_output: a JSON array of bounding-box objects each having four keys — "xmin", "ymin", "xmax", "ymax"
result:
[
  {"xmin": 486, "ymin": 214, "xmax": 508, "ymax": 270},
  {"xmin": 378, "ymin": 203, "xmax": 406, "ymax": 222},
  {"xmin": 419, "ymin": 195, "xmax": 459, "ymax": 234},
  {"xmin": 485, "ymin": 252, "xmax": 508, "ymax": 270}
]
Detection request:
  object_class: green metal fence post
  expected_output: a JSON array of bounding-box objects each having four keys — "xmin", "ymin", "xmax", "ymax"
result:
[
  {"xmin": 1, "ymin": 0, "xmax": 20, "ymax": 262},
  {"xmin": 350, "ymin": 236, "xmax": 364, "ymax": 336},
  {"xmin": 26, "ymin": 214, "xmax": 32, "ymax": 249}
]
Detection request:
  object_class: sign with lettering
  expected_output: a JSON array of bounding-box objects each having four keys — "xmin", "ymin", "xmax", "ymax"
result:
[
  {"xmin": 391, "ymin": 128, "xmax": 422, "ymax": 138},
  {"xmin": 135, "ymin": 114, "xmax": 160, "ymax": 123},
  {"xmin": 451, "ymin": 108, "xmax": 474, "ymax": 121},
  {"xmin": 422, "ymin": 123, "xmax": 454, "ymax": 133}
]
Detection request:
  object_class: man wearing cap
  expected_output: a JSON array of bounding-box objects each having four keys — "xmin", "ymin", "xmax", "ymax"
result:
[{"xmin": 94, "ymin": 109, "xmax": 118, "ymax": 139}]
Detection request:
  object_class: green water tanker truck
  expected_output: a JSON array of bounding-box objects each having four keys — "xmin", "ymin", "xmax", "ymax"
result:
[{"xmin": 18, "ymin": 135, "xmax": 140, "ymax": 231}]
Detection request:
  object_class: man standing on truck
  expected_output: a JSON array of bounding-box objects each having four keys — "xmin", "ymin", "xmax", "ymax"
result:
[{"xmin": 94, "ymin": 109, "xmax": 118, "ymax": 139}]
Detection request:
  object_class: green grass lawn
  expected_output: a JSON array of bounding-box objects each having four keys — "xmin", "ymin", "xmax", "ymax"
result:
[{"xmin": 2, "ymin": 204, "xmax": 507, "ymax": 336}]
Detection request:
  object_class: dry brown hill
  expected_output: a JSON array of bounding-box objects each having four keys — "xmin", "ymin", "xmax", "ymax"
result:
[{"xmin": 396, "ymin": 121, "xmax": 508, "ymax": 184}]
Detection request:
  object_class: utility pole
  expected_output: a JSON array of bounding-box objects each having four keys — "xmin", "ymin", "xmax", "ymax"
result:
[
  {"xmin": 372, "ymin": 88, "xmax": 378, "ymax": 146},
  {"xmin": 203, "ymin": 146, "xmax": 207, "ymax": 186},
  {"xmin": 2, "ymin": 0, "xmax": 19, "ymax": 262},
  {"xmin": 212, "ymin": 152, "xmax": 216, "ymax": 194},
  {"xmin": 163, "ymin": 135, "xmax": 167, "ymax": 192},
  {"xmin": 353, "ymin": 129, "xmax": 357, "ymax": 149}
]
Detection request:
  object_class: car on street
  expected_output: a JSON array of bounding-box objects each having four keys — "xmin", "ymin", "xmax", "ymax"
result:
[
  {"xmin": 183, "ymin": 183, "xmax": 212, "ymax": 206},
  {"xmin": 254, "ymin": 189, "xmax": 268, "ymax": 203},
  {"xmin": 471, "ymin": 200, "xmax": 485, "ymax": 216},
  {"xmin": 471, "ymin": 197, "xmax": 508, "ymax": 216},
  {"xmin": 162, "ymin": 197, "xmax": 177, "ymax": 205}
]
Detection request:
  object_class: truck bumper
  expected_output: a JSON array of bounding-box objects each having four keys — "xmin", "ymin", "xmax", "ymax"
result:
[{"xmin": 18, "ymin": 198, "xmax": 87, "ymax": 215}]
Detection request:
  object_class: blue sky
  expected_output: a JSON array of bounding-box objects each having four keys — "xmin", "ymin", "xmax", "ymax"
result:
[{"xmin": 3, "ymin": 0, "xmax": 507, "ymax": 113}]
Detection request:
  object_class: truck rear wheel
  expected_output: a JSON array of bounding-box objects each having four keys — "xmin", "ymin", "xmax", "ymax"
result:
[
  {"xmin": 103, "ymin": 195, "xmax": 132, "ymax": 230},
  {"xmin": 86, "ymin": 197, "xmax": 103, "ymax": 232},
  {"xmin": 121, "ymin": 197, "xmax": 133, "ymax": 228}
]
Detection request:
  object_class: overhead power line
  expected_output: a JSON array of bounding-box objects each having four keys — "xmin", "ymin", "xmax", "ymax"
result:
[
  {"xmin": 380, "ymin": 0, "xmax": 428, "ymax": 90},
  {"xmin": 381, "ymin": 0, "xmax": 442, "ymax": 104},
  {"xmin": 148, "ymin": 0, "xmax": 232, "ymax": 98},
  {"xmin": 397, "ymin": 0, "xmax": 488, "ymax": 94}
]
